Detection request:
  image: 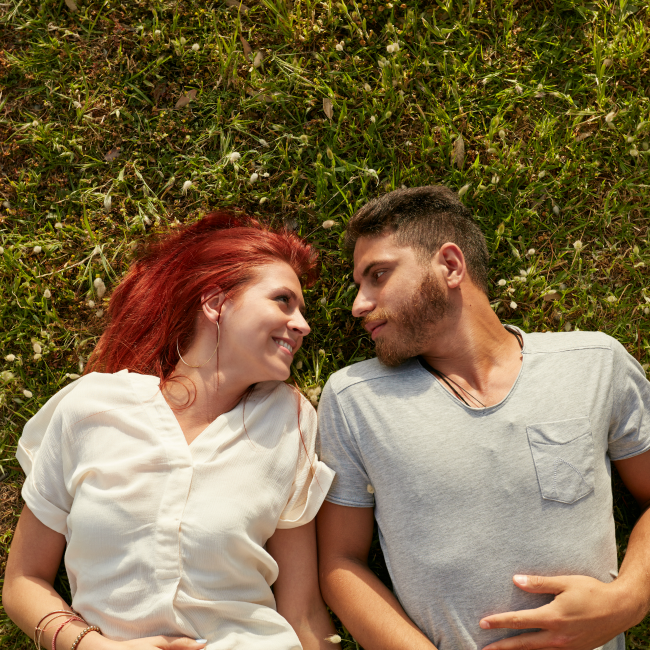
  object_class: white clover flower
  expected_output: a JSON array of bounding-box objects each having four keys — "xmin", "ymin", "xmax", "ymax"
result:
[
  {"xmin": 519, "ymin": 269, "xmax": 528, "ymax": 277},
  {"xmin": 0, "ymin": 247, "xmax": 4, "ymax": 254},
  {"xmin": 367, "ymin": 484, "xmax": 375, "ymax": 494},
  {"xmin": 526, "ymin": 248, "xmax": 536, "ymax": 257},
  {"xmin": 335, "ymin": 41, "xmax": 344, "ymax": 51},
  {"xmin": 498, "ymin": 129, "xmax": 506, "ymax": 139},
  {"xmin": 259, "ymin": 197, "xmax": 268, "ymax": 204},
  {"xmin": 192, "ymin": 43, "xmax": 200, "ymax": 51},
  {"xmin": 515, "ymin": 84, "xmax": 523, "ymax": 94},
  {"xmin": 23, "ymin": 389, "xmax": 33, "ymax": 398},
  {"xmin": 104, "ymin": 194, "xmax": 112, "ymax": 213},
  {"xmin": 510, "ymin": 301, "xmax": 518, "ymax": 309},
  {"xmin": 607, "ymin": 295, "xmax": 617, "ymax": 303},
  {"xmin": 33, "ymin": 353, "xmax": 42, "ymax": 360},
  {"xmin": 96, "ymin": 309, "xmax": 104, "ymax": 317},
  {"xmin": 491, "ymin": 174, "xmax": 500, "ymax": 184},
  {"xmin": 498, "ymin": 279, "xmax": 507, "ymax": 286},
  {"xmin": 33, "ymin": 245, "xmax": 42, "ymax": 254},
  {"xmin": 94, "ymin": 277, "xmax": 106, "ymax": 298},
  {"xmin": 180, "ymin": 36, "xmax": 187, "ymax": 45},
  {"xmin": 295, "ymin": 360, "xmax": 303, "ymax": 370},
  {"xmin": 630, "ymin": 148, "xmax": 639, "ymax": 157},
  {"xmin": 387, "ymin": 42, "xmax": 400, "ymax": 53},
  {"xmin": 5, "ymin": 354, "xmax": 15, "ymax": 362},
  {"xmin": 262, "ymin": 172, "xmax": 269, "ymax": 178},
  {"xmin": 553, "ymin": 205, "xmax": 560, "ymax": 215},
  {"xmin": 370, "ymin": 115, "xmax": 376, "ymax": 123},
  {"xmin": 33, "ymin": 342, "xmax": 42, "ymax": 354},
  {"xmin": 259, "ymin": 139, "xmax": 269, "ymax": 147},
  {"xmin": 385, "ymin": 110, "xmax": 392, "ymax": 118},
  {"xmin": 73, "ymin": 101, "xmax": 82, "ymax": 109},
  {"xmin": 299, "ymin": 134, "xmax": 309, "ymax": 145},
  {"xmin": 538, "ymin": 170, "xmax": 547, "ymax": 179},
  {"xmin": 573, "ymin": 240, "xmax": 583, "ymax": 252},
  {"xmin": 44, "ymin": 289, "xmax": 52, "ymax": 298},
  {"xmin": 644, "ymin": 307, "xmax": 650, "ymax": 315},
  {"xmin": 627, "ymin": 135, "xmax": 635, "ymax": 143},
  {"xmin": 322, "ymin": 220, "xmax": 336, "ymax": 229},
  {"xmin": 250, "ymin": 172, "xmax": 259, "ymax": 182},
  {"xmin": 364, "ymin": 83, "xmax": 372, "ymax": 92},
  {"xmin": 55, "ymin": 222, "xmax": 63, "ymax": 229},
  {"xmin": 378, "ymin": 58, "xmax": 389, "ymax": 68},
  {"xmin": 320, "ymin": 297, "xmax": 327, "ymax": 305},
  {"xmin": 605, "ymin": 111, "xmax": 616, "ymax": 123},
  {"xmin": 181, "ymin": 180, "xmax": 193, "ymax": 194},
  {"xmin": 229, "ymin": 151, "xmax": 241, "ymax": 163},
  {"xmin": 154, "ymin": 29, "xmax": 161, "ymax": 36}
]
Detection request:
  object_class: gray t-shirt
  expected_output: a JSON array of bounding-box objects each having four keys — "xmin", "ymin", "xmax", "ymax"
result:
[{"xmin": 318, "ymin": 329, "xmax": 650, "ymax": 650}]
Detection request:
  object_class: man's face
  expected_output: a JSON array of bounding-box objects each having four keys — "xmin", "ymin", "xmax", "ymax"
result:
[{"xmin": 352, "ymin": 233, "xmax": 450, "ymax": 366}]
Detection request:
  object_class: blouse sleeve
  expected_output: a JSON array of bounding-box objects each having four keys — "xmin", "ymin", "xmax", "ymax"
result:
[
  {"xmin": 16, "ymin": 379, "xmax": 81, "ymax": 535},
  {"xmin": 276, "ymin": 394, "xmax": 335, "ymax": 529}
]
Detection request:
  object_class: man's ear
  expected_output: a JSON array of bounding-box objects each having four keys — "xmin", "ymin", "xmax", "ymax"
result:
[
  {"xmin": 436, "ymin": 243, "xmax": 466, "ymax": 289},
  {"xmin": 201, "ymin": 290, "xmax": 226, "ymax": 324}
]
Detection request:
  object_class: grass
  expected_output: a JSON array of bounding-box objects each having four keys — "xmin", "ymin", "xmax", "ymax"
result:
[{"xmin": 0, "ymin": 0, "xmax": 649, "ymax": 647}]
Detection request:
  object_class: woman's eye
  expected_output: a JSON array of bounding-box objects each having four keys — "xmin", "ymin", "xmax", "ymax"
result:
[{"xmin": 275, "ymin": 295, "xmax": 290, "ymax": 304}]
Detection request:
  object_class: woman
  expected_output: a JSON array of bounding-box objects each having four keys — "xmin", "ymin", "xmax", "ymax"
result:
[{"xmin": 3, "ymin": 212, "xmax": 339, "ymax": 650}]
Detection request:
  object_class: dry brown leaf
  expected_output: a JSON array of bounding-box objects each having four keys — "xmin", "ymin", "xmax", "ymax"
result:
[
  {"xmin": 253, "ymin": 51, "xmax": 264, "ymax": 69},
  {"xmin": 543, "ymin": 291, "xmax": 561, "ymax": 302},
  {"xmin": 104, "ymin": 147, "xmax": 121, "ymax": 162},
  {"xmin": 225, "ymin": 0, "xmax": 250, "ymax": 14},
  {"xmin": 240, "ymin": 36, "xmax": 253, "ymax": 61},
  {"xmin": 323, "ymin": 97, "xmax": 333, "ymax": 120},
  {"xmin": 64, "ymin": 0, "xmax": 77, "ymax": 11},
  {"xmin": 246, "ymin": 88, "xmax": 274, "ymax": 102},
  {"xmin": 451, "ymin": 135, "xmax": 465, "ymax": 169},
  {"xmin": 175, "ymin": 88, "xmax": 197, "ymax": 109},
  {"xmin": 153, "ymin": 83, "xmax": 167, "ymax": 104},
  {"xmin": 575, "ymin": 131, "xmax": 593, "ymax": 142}
]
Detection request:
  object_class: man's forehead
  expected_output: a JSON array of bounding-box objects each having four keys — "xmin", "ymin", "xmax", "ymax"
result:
[{"xmin": 352, "ymin": 233, "xmax": 418, "ymax": 280}]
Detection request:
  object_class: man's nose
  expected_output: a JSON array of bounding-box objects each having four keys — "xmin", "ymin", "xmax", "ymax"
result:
[{"xmin": 352, "ymin": 287, "xmax": 375, "ymax": 319}]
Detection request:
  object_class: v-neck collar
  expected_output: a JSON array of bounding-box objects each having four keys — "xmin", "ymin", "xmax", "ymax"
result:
[{"xmin": 417, "ymin": 325, "xmax": 527, "ymax": 414}]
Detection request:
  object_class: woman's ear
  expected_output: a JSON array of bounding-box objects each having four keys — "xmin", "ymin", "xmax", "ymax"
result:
[
  {"xmin": 436, "ymin": 242, "xmax": 466, "ymax": 289},
  {"xmin": 201, "ymin": 290, "xmax": 226, "ymax": 324}
]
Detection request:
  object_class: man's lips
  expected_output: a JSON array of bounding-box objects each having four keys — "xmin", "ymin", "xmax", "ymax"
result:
[{"xmin": 365, "ymin": 320, "xmax": 387, "ymax": 340}]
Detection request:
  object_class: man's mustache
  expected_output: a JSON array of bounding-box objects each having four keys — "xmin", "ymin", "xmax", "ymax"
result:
[{"xmin": 361, "ymin": 310, "xmax": 390, "ymax": 331}]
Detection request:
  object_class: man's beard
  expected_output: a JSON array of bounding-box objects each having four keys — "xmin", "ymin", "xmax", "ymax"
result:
[{"xmin": 363, "ymin": 272, "xmax": 450, "ymax": 367}]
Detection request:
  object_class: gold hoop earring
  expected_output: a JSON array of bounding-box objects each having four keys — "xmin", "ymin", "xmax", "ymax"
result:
[{"xmin": 176, "ymin": 321, "xmax": 221, "ymax": 368}]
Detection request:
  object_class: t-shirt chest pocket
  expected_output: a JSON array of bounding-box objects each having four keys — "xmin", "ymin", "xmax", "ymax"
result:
[{"xmin": 526, "ymin": 417, "xmax": 595, "ymax": 504}]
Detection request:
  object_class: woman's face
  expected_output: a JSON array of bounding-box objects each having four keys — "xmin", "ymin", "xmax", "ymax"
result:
[{"xmin": 219, "ymin": 261, "xmax": 310, "ymax": 383}]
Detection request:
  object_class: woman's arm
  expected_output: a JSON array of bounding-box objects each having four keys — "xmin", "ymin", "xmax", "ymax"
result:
[
  {"xmin": 3, "ymin": 506, "xmax": 204, "ymax": 650},
  {"xmin": 267, "ymin": 519, "xmax": 341, "ymax": 650}
]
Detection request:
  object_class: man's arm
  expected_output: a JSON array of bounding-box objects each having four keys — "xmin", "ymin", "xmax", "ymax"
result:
[
  {"xmin": 478, "ymin": 449, "xmax": 650, "ymax": 650},
  {"xmin": 317, "ymin": 501, "xmax": 437, "ymax": 650}
]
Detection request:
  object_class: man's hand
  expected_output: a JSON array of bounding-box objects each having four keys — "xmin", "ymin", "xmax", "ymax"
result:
[{"xmin": 479, "ymin": 574, "xmax": 642, "ymax": 650}]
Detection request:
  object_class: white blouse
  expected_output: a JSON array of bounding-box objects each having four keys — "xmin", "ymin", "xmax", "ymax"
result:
[{"xmin": 17, "ymin": 371, "xmax": 334, "ymax": 649}]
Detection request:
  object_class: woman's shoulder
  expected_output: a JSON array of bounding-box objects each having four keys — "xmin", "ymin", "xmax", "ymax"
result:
[{"xmin": 252, "ymin": 381, "xmax": 315, "ymax": 414}]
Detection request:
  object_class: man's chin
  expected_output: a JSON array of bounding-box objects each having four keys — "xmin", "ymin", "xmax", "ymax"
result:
[{"xmin": 375, "ymin": 340, "xmax": 416, "ymax": 367}]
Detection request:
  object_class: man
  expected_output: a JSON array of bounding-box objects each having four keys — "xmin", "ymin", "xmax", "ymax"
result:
[{"xmin": 316, "ymin": 185, "xmax": 650, "ymax": 650}]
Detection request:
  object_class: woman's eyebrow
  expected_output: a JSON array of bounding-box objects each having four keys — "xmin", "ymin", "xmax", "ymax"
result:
[{"xmin": 277, "ymin": 286, "xmax": 307, "ymax": 314}]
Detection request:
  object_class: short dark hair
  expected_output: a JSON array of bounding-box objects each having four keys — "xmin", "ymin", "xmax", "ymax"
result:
[{"xmin": 344, "ymin": 185, "xmax": 489, "ymax": 294}]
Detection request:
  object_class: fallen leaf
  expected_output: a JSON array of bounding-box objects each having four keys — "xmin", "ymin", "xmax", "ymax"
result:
[
  {"xmin": 225, "ymin": 0, "xmax": 250, "ymax": 13},
  {"xmin": 451, "ymin": 135, "xmax": 465, "ymax": 168},
  {"xmin": 575, "ymin": 131, "xmax": 593, "ymax": 142},
  {"xmin": 543, "ymin": 291, "xmax": 561, "ymax": 302},
  {"xmin": 253, "ymin": 51, "xmax": 264, "ymax": 69},
  {"xmin": 175, "ymin": 88, "xmax": 197, "ymax": 109},
  {"xmin": 323, "ymin": 97, "xmax": 333, "ymax": 120},
  {"xmin": 153, "ymin": 82, "xmax": 167, "ymax": 104},
  {"xmin": 104, "ymin": 147, "xmax": 121, "ymax": 162},
  {"xmin": 64, "ymin": 0, "xmax": 77, "ymax": 11},
  {"xmin": 240, "ymin": 36, "xmax": 253, "ymax": 61}
]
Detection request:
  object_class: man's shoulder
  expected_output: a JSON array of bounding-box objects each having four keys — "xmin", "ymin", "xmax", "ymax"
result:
[
  {"xmin": 524, "ymin": 329, "xmax": 617, "ymax": 355},
  {"xmin": 325, "ymin": 357, "xmax": 420, "ymax": 396}
]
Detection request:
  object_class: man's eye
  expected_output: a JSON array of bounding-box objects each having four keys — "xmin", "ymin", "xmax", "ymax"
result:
[{"xmin": 373, "ymin": 270, "xmax": 386, "ymax": 281}]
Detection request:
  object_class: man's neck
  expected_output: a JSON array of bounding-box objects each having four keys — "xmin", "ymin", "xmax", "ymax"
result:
[{"xmin": 419, "ymin": 294, "xmax": 523, "ymax": 404}]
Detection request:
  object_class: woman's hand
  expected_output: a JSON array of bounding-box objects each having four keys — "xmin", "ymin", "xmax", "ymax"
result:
[{"xmin": 93, "ymin": 635, "xmax": 207, "ymax": 650}]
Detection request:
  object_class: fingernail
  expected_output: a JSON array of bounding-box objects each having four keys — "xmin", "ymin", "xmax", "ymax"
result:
[
  {"xmin": 480, "ymin": 620, "xmax": 490, "ymax": 629},
  {"xmin": 195, "ymin": 640, "xmax": 207, "ymax": 644},
  {"xmin": 514, "ymin": 574, "xmax": 527, "ymax": 586}
]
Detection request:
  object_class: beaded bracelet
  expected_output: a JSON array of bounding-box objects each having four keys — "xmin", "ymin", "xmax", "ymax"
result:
[
  {"xmin": 69, "ymin": 626, "xmax": 102, "ymax": 650},
  {"xmin": 52, "ymin": 617, "xmax": 84, "ymax": 650},
  {"xmin": 34, "ymin": 612, "xmax": 77, "ymax": 650}
]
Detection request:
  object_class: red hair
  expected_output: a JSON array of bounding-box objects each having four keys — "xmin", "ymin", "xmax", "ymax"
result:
[{"xmin": 86, "ymin": 211, "xmax": 319, "ymax": 380}]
